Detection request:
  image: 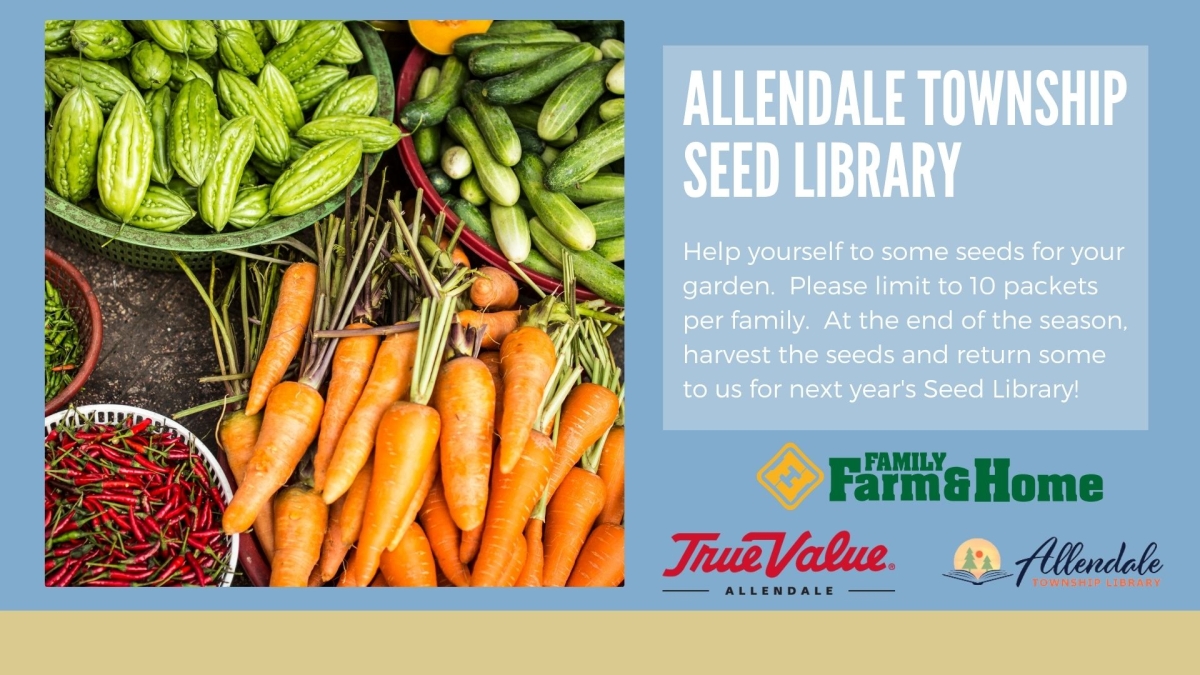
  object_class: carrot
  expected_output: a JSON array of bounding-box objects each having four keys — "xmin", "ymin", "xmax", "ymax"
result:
[
  {"xmin": 542, "ymin": 467, "xmax": 607, "ymax": 587},
  {"xmin": 418, "ymin": 479, "xmax": 472, "ymax": 587},
  {"xmin": 386, "ymin": 448, "xmax": 440, "ymax": 551},
  {"xmin": 497, "ymin": 320, "xmax": 557, "ymax": 474},
  {"xmin": 317, "ymin": 457, "xmax": 373, "ymax": 582},
  {"xmin": 218, "ymin": 410, "xmax": 275, "ymax": 562},
  {"xmin": 223, "ymin": 381, "xmax": 324, "ymax": 534},
  {"xmin": 432, "ymin": 355, "xmax": 495, "ymax": 531},
  {"xmin": 380, "ymin": 521, "xmax": 437, "ymax": 587},
  {"xmin": 349, "ymin": 401, "xmax": 441, "ymax": 585},
  {"xmin": 370, "ymin": 574, "xmax": 388, "ymax": 587},
  {"xmin": 471, "ymin": 431, "xmax": 554, "ymax": 586},
  {"xmin": 498, "ymin": 534, "xmax": 528, "ymax": 587},
  {"xmin": 322, "ymin": 329, "xmax": 418, "ymax": 503},
  {"xmin": 478, "ymin": 351, "xmax": 504, "ymax": 436},
  {"xmin": 545, "ymin": 383, "xmax": 620, "ymax": 498},
  {"xmin": 307, "ymin": 566, "xmax": 323, "ymax": 587},
  {"xmin": 245, "ymin": 262, "xmax": 318, "ymax": 416},
  {"xmin": 470, "ymin": 267, "xmax": 519, "ymax": 310},
  {"xmin": 270, "ymin": 484, "xmax": 329, "ymax": 587},
  {"xmin": 567, "ymin": 524, "xmax": 625, "ymax": 587},
  {"xmin": 458, "ymin": 309, "xmax": 520, "ymax": 350},
  {"xmin": 595, "ymin": 426, "xmax": 625, "ymax": 526},
  {"xmin": 515, "ymin": 517, "xmax": 544, "ymax": 587},
  {"xmin": 459, "ymin": 525, "xmax": 482, "ymax": 565},
  {"xmin": 313, "ymin": 323, "xmax": 380, "ymax": 491},
  {"xmin": 438, "ymin": 234, "xmax": 471, "ymax": 268},
  {"xmin": 336, "ymin": 550, "xmax": 358, "ymax": 587}
]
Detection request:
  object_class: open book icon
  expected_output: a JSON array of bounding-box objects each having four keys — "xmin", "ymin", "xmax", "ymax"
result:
[{"xmin": 943, "ymin": 569, "xmax": 1013, "ymax": 585}]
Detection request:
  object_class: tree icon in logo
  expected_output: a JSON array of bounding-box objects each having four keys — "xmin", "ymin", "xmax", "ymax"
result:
[
  {"xmin": 961, "ymin": 548, "xmax": 977, "ymax": 573},
  {"xmin": 982, "ymin": 556, "xmax": 994, "ymax": 571}
]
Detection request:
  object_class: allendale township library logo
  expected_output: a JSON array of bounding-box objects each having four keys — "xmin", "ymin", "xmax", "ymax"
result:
[
  {"xmin": 758, "ymin": 443, "xmax": 824, "ymax": 510},
  {"xmin": 943, "ymin": 538, "xmax": 1013, "ymax": 586}
]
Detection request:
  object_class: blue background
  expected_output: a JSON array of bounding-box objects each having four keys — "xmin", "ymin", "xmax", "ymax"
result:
[{"xmin": 8, "ymin": 0, "xmax": 1199, "ymax": 610}]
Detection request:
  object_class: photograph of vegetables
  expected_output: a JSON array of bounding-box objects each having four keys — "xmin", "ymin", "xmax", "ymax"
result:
[{"xmin": 44, "ymin": 19, "xmax": 626, "ymax": 588}]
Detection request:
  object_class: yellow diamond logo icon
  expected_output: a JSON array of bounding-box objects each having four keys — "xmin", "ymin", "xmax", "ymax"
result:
[{"xmin": 758, "ymin": 443, "xmax": 824, "ymax": 510}]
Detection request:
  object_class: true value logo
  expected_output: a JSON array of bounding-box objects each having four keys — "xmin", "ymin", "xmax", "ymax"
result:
[{"xmin": 828, "ymin": 453, "xmax": 1104, "ymax": 503}]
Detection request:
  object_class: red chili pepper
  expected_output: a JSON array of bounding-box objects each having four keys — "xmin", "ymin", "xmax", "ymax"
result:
[
  {"xmin": 58, "ymin": 438, "xmax": 77, "ymax": 451},
  {"xmin": 80, "ymin": 579, "xmax": 133, "ymax": 587},
  {"xmin": 133, "ymin": 454, "xmax": 168, "ymax": 474},
  {"xmin": 160, "ymin": 503, "xmax": 189, "ymax": 523},
  {"xmin": 152, "ymin": 556, "xmax": 186, "ymax": 585},
  {"xmin": 184, "ymin": 553, "xmax": 207, "ymax": 585},
  {"xmin": 47, "ymin": 558, "xmax": 81, "ymax": 587},
  {"xmin": 128, "ymin": 510, "xmax": 144, "ymax": 543},
  {"xmin": 46, "ymin": 430, "xmax": 59, "ymax": 444},
  {"xmin": 105, "ymin": 570, "xmax": 154, "ymax": 583},
  {"xmin": 126, "ymin": 439, "xmax": 148, "ymax": 454},
  {"xmin": 128, "ymin": 418, "xmax": 153, "ymax": 436},
  {"xmin": 121, "ymin": 547, "xmax": 159, "ymax": 566},
  {"xmin": 96, "ymin": 493, "xmax": 139, "ymax": 507}
]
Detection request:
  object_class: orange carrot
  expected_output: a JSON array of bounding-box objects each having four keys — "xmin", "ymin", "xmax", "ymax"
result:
[
  {"xmin": 322, "ymin": 329, "xmax": 418, "ymax": 503},
  {"xmin": 497, "ymin": 323, "xmax": 556, "ymax": 474},
  {"xmin": 545, "ymin": 383, "xmax": 620, "ymax": 498},
  {"xmin": 370, "ymin": 574, "xmax": 388, "ymax": 587},
  {"xmin": 595, "ymin": 426, "xmax": 625, "ymax": 526},
  {"xmin": 567, "ymin": 524, "xmax": 625, "ymax": 587},
  {"xmin": 317, "ymin": 457, "xmax": 373, "ymax": 582},
  {"xmin": 224, "ymin": 381, "xmax": 324, "ymax": 534},
  {"xmin": 542, "ymin": 468, "xmax": 607, "ymax": 587},
  {"xmin": 432, "ymin": 355, "xmax": 495, "ymax": 531},
  {"xmin": 418, "ymin": 479, "xmax": 472, "ymax": 587},
  {"xmin": 348, "ymin": 401, "xmax": 441, "ymax": 585},
  {"xmin": 471, "ymin": 432, "xmax": 553, "ymax": 586},
  {"xmin": 498, "ymin": 534, "xmax": 527, "ymax": 587},
  {"xmin": 307, "ymin": 566, "xmax": 323, "ymax": 587},
  {"xmin": 470, "ymin": 267, "xmax": 519, "ymax": 310},
  {"xmin": 438, "ymin": 234, "xmax": 471, "ymax": 268},
  {"xmin": 478, "ymin": 351, "xmax": 504, "ymax": 437},
  {"xmin": 336, "ymin": 550, "xmax": 358, "ymax": 587},
  {"xmin": 515, "ymin": 518, "xmax": 544, "ymax": 587},
  {"xmin": 218, "ymin": 410, "xmax": 275, "ymax": 562},
  {"xmin": 387, "ymin": 448, "xmax": 440, "ymax": 551},
  {"xmin": 380, "ymin": 521, "xmax": 437, "ymax": 587},
  {"xmin": 313, "ymin": 323, "xmax": 380, "ymax": 491},
  {"xmin": 245, "ymin": 262, "xmax": 318, "ymax": 416},
  {"xmin": 269, "ymin": 485, "xmax": 329, "ymax": 587},
  {"xmin": 459, "ymin": 525, "xmax": 482, "ymax": 565},
  {"xmin": 458, "ymin": 309, "xmax": 520, "ymax": 350}
]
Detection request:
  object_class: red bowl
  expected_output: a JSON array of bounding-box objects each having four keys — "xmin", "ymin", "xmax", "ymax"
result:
[
  {"xmin": 45, "ymin": 248, "xmax": 103, "ymax": 416},
  {"xmin": 395, "ymin": 46, "xmax": 609, "ymax": 304}
]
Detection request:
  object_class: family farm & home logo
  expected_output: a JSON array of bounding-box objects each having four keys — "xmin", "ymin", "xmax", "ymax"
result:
[
  {"xmin": 757, "ymin": 443, "xmax": 824, "ymax": 510},
  {"xmin": 942, "ymin": 538, "xmax": 1013, "ymax": 586}
]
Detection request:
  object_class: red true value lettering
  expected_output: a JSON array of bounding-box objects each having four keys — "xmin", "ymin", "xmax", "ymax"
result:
[{"xmin": 662, "ymin": 531, "xmax": 889, "ymax": 578}]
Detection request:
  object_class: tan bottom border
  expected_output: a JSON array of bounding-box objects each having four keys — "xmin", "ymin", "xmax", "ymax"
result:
[{"xmin": 3, "ymin": 611, "xmax": 1194, "ymax": 667}]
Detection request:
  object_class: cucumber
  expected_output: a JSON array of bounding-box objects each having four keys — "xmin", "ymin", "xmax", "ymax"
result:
[
  {"xmin": 513, "ymin": 153, "xmax": 595, "ymax": 251},
  {"xmin": 452, "ymin": 30, "xmax": 579, "ymax": 60},
  {"xmin": 545, "ymin": 117, "xmax": 624, "ymax": 191},
  {"xmin": 481, "ymin": 43, "xmax": 598, "ymax": 106},
  {"xmin": 576, "ymin": 21, "xmax": 623, "ymax": 48},
  {"xmin": 459, "ymin": 173, "xmax": 488, "ymax": 206},
  {"xmin": 412, "ymin": 65, "xmax": 442, "ymax": 166},
  {"xmin": 488, "ymin": 20, "xmax": 558, "ymax": 35},
  {"xmin": 445, "ymin": 106, "xmax": 520, "ymax": 207},
  {"xmin": 446, "ymin": 197, "xmax": 498, "ymax": 248},
  {"xmin": 427, "ymin": 167, "xmax": 453, "ymax": 195},
  {"xmin": 582, "ymin": 199, "xmax": 624, "ymax": 239},
  {"xmin": 529, "ymin": 216, "xmax": 624, "ymax": 306},
  {"xmin": 461, "ymin": 80, "xmax": 521, "ymax": 167},
  {"xmin": 599, "ymin": 39, "xmax": 624, "ymax": 59},
  {"xmin": 468, "ymin": 43, "xmax": 572, "ymax": 78},
  {"xmin": 578, "ymin": 97, "xmax": 606, "ymax": 137},
  {"xmin": 399, "ymin": 55, "xmax": 467, "ymax": 129},
  {"xmin": 491, "ymin": 202, "xmax": 530, "ymax": 263},
  {"xmin": 515, "ymin": 127, "xmax": 545, "ymax": 155},
  {"xmin": 503, "ymin": 103, "xmax": 542, "ymax": 130},
  {"xmin": 599, "ymin": 98, "xmax": 624, "ymax": 121},
  {"xmin": 606, "ymin": 59, "xmax": 624, "ymax": 95},
  {"xmin": 521, "ymin": 249, "xmax": 563, "ymax": 280},
  {"xmin": 559, "ymin": 173, "xmax": 624, "ymax": 204},
  {"xmin": 545, "ymin": 124, "xmax": 578, "ymax": 148},
  {"xmin": 593, "ymin": 236, "xmax": 624, "ymax": 263},
  {"xmin": 541, "ymin": 146, "xmax": 560, "ymax": 164},
  {"xmin": 441, "ymin": 145, "xmax": 472, "ymax": 180},
  {"xmin": 538, "ymin": 58, "xmax": 616, "ymax": 141}
]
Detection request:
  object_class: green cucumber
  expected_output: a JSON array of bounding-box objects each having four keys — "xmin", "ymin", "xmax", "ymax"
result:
[
  {"xmin": 426, "ymin": 167, "xmax": 453, "ymax": 195},
  {"xmin": 544, "ymin": 124, "xmax": 578, "ymax": 148},
  {"xmin": 445, "ymin": 106, "xmax": 520, "ymax": 206},
  {"xmin": 545, "ymin": 117, "xmax": 624, "ymax": 191},
  {"xmin": 441, "ymin": 145, "xmax": 472, "ymax": 180},
  {"xmin": 578, "ymin": 97, "xmax": 606, "ymax": 138},
  {"xmin": 488, "ymin": 20, "xmax": 558, "ymax": 35},
  {"xmin": 446, "ymin": 197, "xmax": 498, "ymax": 248},
  {"xmin": 468, "ymin": 43, "xmax": 572, "ymax": 78},
  {"xmin": 490, "ymin": 202, "xmax": 530, "ymax": 263},
  {"xmin": 593, "ymin": 236, "xmax": 624, "ymax": 263},
  {"xmin": 599, "ymin": 39, "xmax": 624, "ymax": 59},
  {"xmin": 599, "ymin": 98, "xmax": 624, "ymax": 121},
  {"xmin": 481, "ymin": 43, "xmax": 598, "ymax": 106},
  {"xmin": 606, "ymin": 59, "xmax": 624, "ymax": 95},
  {"xmin": 461, "ymin": 80, "xmax": 521, "ymax": 167},
  {"xmin": 541, "ymin": 146, "xmax": 560, "ymax": 165},
  {"xmin": 412, "ymin": 66, "xmax": 442, "ymax": 166},
  {"xmin": 503, "ymin": 103, "xmax": 542, "ymax": 130},
  {"xmin": 513, "ymin": 153, "xmax": 595, "ymax": 251},
  {"xmin": 520, "ymin": 249, "xmax": 563, "ymax": 280},
  {"xmin": 400, "ymin": 55, "xmax": 467, "ymax": 130},
  {"xmin": 559, "ymin": 173, "xmax": 624, "ymax": 204},
  {"xmin": 459, "ymin": 173, "xmax": 488, "ymax": 206},
  {"xmin": 452, "ymin": 30, "xmax": 579, "ymax": 60},
  {"xmin": 515, "ymin": 127, "xmax": 545, "ymax": 156},
  {"xmin": 529, "ymin": 216, "xmax": 624, "ymax": 305},
  {"xmin": 582, "ymin": 199, "xmax": 624, "ymax": 239},
  {"xmin": 538, "ymin": 58, "xmax": 616, "ymax": 141}
]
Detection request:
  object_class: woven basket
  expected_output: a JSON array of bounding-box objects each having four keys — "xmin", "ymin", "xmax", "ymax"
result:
[
  {"xmin": 44, "ymin": 21, "xmax": 394, "ymax": 273},
  {"xmin": 44, "ymin": 404, "xmax": 239, "ymax": 587},
  {"xmin": 44, "ymin": 248, "xmax": 103, "ymax": 416}
]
